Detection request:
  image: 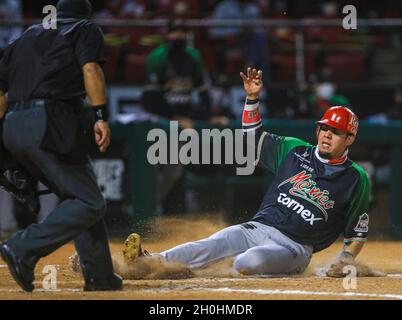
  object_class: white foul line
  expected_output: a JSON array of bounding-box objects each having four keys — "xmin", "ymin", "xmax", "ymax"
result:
[
  {"xmin": 192, "ymin": 287, "xmax": 402, "ymax": 300},
  {"xmin": 0, "ymin": 288, "xmax": 82, "ymax": 293}
]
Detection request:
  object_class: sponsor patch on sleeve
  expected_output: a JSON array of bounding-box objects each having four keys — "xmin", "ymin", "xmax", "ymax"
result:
[{"xmin": 354, "ymin": 213, "xmax": 369, "ymax": 233}]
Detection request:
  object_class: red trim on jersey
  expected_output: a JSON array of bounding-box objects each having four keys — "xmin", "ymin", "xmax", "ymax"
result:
[
  {"xmin": 314, "ymin": 147, "xmax": 348, "ymax": 165},
  {"xmin": 327, "ymin": 155, "xmax": 348, "ymax": 165}
]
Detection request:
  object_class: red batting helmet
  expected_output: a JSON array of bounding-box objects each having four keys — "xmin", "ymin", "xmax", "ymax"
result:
[{"xmin": 316, "ymin": 106, "xmax": 359, "ymax": 136}]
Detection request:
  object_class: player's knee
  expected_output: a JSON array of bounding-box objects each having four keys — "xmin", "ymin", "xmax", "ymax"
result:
[{"xmin": 233, "ymin": 252, "xmax": 262, "ymax": 275}]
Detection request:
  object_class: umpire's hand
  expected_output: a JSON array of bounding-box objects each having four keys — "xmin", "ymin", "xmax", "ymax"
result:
[{"xmin": 94, "ymin": 121, "xmax": 110, "ymax": 152}]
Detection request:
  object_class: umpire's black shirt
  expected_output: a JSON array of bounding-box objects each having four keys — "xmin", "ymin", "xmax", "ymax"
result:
[{"xmin": 0, "ymin": 14, "xmax": 104, "ymax": 102}]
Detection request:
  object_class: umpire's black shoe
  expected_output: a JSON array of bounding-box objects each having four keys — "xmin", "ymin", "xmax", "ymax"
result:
[
  {"xmin": 83, "ymin": 273, "xmax": 123, "ymax": 292},
  {"xmin": 0, "ymin": 243, "xmax": 34, "ymax": 292}
]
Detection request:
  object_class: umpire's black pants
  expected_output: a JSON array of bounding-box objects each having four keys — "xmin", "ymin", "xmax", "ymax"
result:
[{"xmin": 2, "ymin": 105, "xmax": 114, "ymax": 281}]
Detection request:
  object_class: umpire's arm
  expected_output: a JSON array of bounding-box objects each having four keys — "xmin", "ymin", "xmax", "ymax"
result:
[
  {"xmin": 82, "ymin": 62, "xmax": 110, "ymax": 153},
  {"xmin": 75, "ymin": 22, "xmax": 110, "ymax": 153},
  {"xmin": 0, "ymin": 91, "xmax": 6, "ymax": 119},
  {"xmin": 0, "ymin": 48, "xmax": 7, "ymax": 120}
]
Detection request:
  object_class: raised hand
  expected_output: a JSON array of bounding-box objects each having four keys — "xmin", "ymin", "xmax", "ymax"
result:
[{"xmin": 240, "ymin": 67, "xmax": 263, "ymax": 100}]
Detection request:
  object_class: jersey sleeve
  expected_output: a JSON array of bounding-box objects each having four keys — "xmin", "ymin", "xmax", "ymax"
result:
[
  {"xmin": 242, "ymin": 98, "xmax": 310, "ymax": 174},
  {"xmin": 343, "ymin": 165, "xmax": 370, "ymax": 244},
  {"xmin": 256, "ymin": 134, "xmax": 310, "ymax": 174},
  {"xmin": 74, "ymin": 23, "xmax": 105, "ymax": 68}
]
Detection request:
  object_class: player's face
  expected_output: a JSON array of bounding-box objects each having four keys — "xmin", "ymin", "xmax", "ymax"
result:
[{"xmin": 317, "ymin": 124, "xmax": 355, "ymax": 159}]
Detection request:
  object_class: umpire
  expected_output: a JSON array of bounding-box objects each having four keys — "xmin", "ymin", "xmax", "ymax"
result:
[{"xmin": 0, "ymin": 0, "xmax": 122, "ymax": 292}]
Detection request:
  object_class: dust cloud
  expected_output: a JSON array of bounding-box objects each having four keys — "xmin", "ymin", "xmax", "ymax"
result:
[{"xmin": 112, "ymin": 214, "xmax": 242, "ymax": 280}]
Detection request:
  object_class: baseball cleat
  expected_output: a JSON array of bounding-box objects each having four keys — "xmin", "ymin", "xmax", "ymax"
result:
[{"xmin": 123, "ymin": 233, "xmax": 150, "ymax": 262}]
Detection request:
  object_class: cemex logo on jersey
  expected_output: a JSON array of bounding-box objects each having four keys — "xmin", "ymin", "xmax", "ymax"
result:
[
  {"xmin": 277, "ymin": 193, "xmax": 323, "ymax": 225},
  {"xmin": 278, "ymin": 171, "xmax": 335, "ymax": 222}
]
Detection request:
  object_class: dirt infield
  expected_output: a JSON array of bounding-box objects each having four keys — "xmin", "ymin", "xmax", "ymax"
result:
[{"xmin": 1, "ymin": 215, "xmax": 402, "ymax": 300}]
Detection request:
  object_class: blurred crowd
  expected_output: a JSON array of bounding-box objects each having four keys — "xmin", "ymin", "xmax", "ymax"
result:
[
  {"xmin": 2, "ymin": 1, "xmax": 402, "ymax": 86},
  {"xmin": 1, "ymin": 0, "xmax": 402, "ymax": 146},
  {"xmin": 17, "ymin": 0, "xmax": 402, "ymax": 20}
]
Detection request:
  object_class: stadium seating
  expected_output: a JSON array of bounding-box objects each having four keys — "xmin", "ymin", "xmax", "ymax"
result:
[
  {"xmin": 325, "ymin": 52, "xmax": 366, "ymax": 82},
  {"xmin": 124, "ymin": 53, "xmax": 148, "ymax": 84}
]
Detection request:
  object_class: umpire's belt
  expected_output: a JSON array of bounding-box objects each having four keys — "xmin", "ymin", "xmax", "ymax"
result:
[{"xmin": 8, "ymin": 99, "xmax": 46, "ymax": 112}]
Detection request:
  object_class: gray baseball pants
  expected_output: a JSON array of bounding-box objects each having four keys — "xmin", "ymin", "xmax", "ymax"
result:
[{"xmin": 159, "ymin": 221, "xmax": 313, "ymax": 275}]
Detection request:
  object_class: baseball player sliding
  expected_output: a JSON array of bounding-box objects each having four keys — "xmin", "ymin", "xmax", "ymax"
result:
[
  {"xmin": 64, "ymin": 67, "xmax": 367, "ymax": 281},
  {"xmin": 122, "ymin": 67, "xmax": 370, "ymax": 277}
]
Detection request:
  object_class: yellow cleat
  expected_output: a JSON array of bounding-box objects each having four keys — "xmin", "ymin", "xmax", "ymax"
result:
[{"xmin": 123, "ymin": 233, "xmax": 144, "ymax": 262}]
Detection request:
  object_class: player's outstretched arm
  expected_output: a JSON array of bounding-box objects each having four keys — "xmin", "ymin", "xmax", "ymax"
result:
[
  {"xmin": 326, "ymin": 169, "xmax": 372, "ymax": 277},
  {"xmin": 330, "ymin": 241, "xmax": 364, "ymax": 268},
  {"xmin": 325, "ymin": 241, "xmax": 384, "ymax": 278},
  {"xmin": 341, "ymin": 241, "xmax": 364, "ymax": 259}
]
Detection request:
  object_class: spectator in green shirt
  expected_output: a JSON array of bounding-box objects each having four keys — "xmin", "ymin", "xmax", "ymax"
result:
[
  {"xmin": 142, "ymin": 19, "xmax": 213, "ymax": 129},
  {"xmin": 142, "ymin": 20, "xmax": 231, "ymax": 214}
]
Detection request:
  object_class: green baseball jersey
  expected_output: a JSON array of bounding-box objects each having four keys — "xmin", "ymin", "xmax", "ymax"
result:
[{"xmin": 251, "ymin": 132, "xmax": 370, "ymax": 253}]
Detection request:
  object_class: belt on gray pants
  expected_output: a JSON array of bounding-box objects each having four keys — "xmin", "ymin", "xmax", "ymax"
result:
[{"xmin": 8, "ymin": 99, "xmax": 46, "ymax": 112}]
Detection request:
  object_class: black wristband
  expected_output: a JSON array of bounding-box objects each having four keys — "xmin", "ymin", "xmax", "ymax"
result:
[{"xmin": 93, "ymin": 104, "xmax": 109, "ymax": 122}]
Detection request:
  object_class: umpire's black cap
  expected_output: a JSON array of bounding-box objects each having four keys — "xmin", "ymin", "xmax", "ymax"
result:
[{"xmin": 57, "ymin": 0, "xmax": 93, "ymax": 19}]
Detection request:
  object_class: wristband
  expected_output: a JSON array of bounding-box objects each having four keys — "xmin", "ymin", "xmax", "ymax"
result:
[
  {"xmin": 93, "ymin": 104, "xmax": 109, "ymax": 122},
  {"xmin": 242, "ymin": 98, "xmax": 262, "ymax": 131}
]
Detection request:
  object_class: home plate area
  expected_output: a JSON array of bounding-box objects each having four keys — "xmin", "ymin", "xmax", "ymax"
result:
[{"xmin": 0, "ymin": 216, "xmax": 401, "ymax": 300}]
